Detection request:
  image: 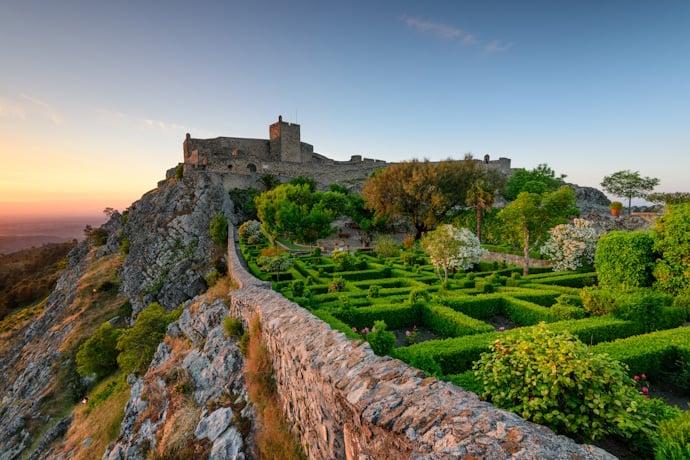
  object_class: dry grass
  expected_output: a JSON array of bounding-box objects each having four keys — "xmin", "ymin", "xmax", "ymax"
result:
[
  {"xmin": 204, "ymin": 274, "xmax": 237, "ymax": 303},
  {"xmin": 245, "ymin": 315, "xmax": 306, "ymax": 460},
  {"xmin": 57, "ymin": 374, "xmax": 131, "ymax": 459},
  {"xmin": 155, "ymin": 401, "xmax": 204, "ymax": 459}
]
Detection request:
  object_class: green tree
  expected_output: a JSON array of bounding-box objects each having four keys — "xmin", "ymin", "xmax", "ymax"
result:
[
  {"xmin": 647, "ymin": 191, "xmax": 690, "ymax": 206},
  {"xmin": 209, "ymin": 213, "xmax": 229, "ymax": 248},
  {"xmin": 498, "ymin": 186, "xmax": 578, "ymax": 275},
  {"xmin": 420, "ymin": 224, "xmax": 484, "ymax": 282},
  {"xmin": 465, "ymin": 180, "xmax": 495, "ymax": 242},
  {"xmin": 600, "ymin": 170, "xmax": 660, "ymax": 215},
  {"xmin": 76, "ymin": 322, "xmax": 122, "ymax": 380},
  {"xmin": 653, "ymin": 203, "xmax": 690, "ymax": 296},
  {"xmin": 116, "ymin": 302, "xmax": 182, "ymax": 375},
  {"xmin": 504, "ymin": 164, "xmax": 564, "ymax": 201}
]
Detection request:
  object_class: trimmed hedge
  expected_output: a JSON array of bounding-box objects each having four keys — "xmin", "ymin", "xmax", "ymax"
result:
[
  {"xmin": 420, "ymin": 304, "xmax": 495, "ymax": 338},
  {"xmin": 334, "ymin": 303, "xmax": 421, "ymax": 331},
  {"xmin": 533, "ymin": 272, "xmax": 598, "ymax": 288},
  {"xmin": 441, "ymin": 294, "xmax": 504, "ymax": 320},
  {"xmin": 592, "ymin": 326, "xmax": 690, "ymax": 378},
  {"xmin": 502, "ymin": 297, "xmax": 555, "ymax": 325}
]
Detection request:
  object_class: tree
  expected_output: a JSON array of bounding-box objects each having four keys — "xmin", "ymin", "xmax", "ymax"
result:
[
  {"xmin": 653, "ymin": 203, "xmax": 690, "ymax": 296},
  {"xmin": 255, "ymin": 183, "xmax": 344, "ymax": 247},
  {"xmin": 600, "ymin": 170, "xmax": 660, "ymax": 215},
  {"xmin": 505, "ymin": 164, "xmax": 564, "ymax": 201},
  {"xmin": 498, "ymin": 186, "xmax": 578, "ymax": 275},
  {"xmin": 540, "ymin": 218, "xmax": 599, "ymax": 271},
  {"xmin": 465, "ymin": 180, "xmax": 495, "ymax": 242},
  {"xmin": 209, "ymin": 213, "xmax": 229, "ymax": 248},
  {"xmin": 420, "ymin": 224, "xmax": 484, "ymax": 282},
  {"xmin": 116, "ymin": 302, "xmax": 181, "ymax": 375},
  {"xmin": 76, "ymin": 322, "xmax": 122, "ymax": 380},
  {"xmin": 647, "ymin": 192, "xmax": 690, "ymax": 206},
  {"xmin": 361, "ymin": 156, "xmax": 502, "ymax": 240}
]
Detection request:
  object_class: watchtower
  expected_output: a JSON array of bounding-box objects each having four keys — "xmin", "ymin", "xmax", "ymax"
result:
[{"xmin": 269, "ymin": 115, "xmax": 304, "ymax": 163}]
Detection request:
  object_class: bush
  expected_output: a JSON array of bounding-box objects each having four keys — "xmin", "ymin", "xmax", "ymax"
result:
[
  {"xmin": 238, "ymin": 220, "xmax": 265, "ymax": 245},
  {"xmin": 223, "ymin": 316, "xmax": 244, "ymax": 338},
  {"xmin": 328, "ymin": 277, "xmax": 346, "ymax": 293},
  {"xmin": 76, "ymin": 322, "xmax": 122, "ymax": 380},
  {"xmin": 331, "ymin": 249, "xmax": 356, "ymax": 272},
  {"xmin": 653, "ymin": 203, "xmax": 690, "ymax": 296},
  {"xmin": 366, "ymin": 320, "xmax": 396, "ymax": 356},
  {"xmin": 473, "ymin": 323, "xmax": 654, "ymax": 442},
  {"xmin": 595, "ymin": 230, "xmax": 656, "ymax": 289},
  {"xmin": 116, "ymin": 303, "xmax": 182, "ymax": 375},
  {"xmin": 373, "ymin": 235, "xmax": 400, "ymax": 258},
  {"xmin": 209, "ymin": 213, "xmax": 229, "ymax": 248},
  {"xmin": 654, "ymin": 410, "xmax": 690, "ymax": 460},
  {"xmin": 421, "ymin": 304, "xmax": 494, "ymax": 338}
]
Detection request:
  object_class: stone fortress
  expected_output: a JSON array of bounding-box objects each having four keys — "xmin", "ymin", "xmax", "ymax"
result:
[{"xmin": 180, "ymin": 115, "xmax": 513, "ymax": 190}]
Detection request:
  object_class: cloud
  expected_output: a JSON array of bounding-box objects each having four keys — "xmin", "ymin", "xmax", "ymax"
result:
[
  {"xmin": 484, "ymin": 40, "xmax": 514, "ymax": 54},
  {"xmin": 20, "ymin": 93, "xmax": 63, "ymax": 125},
  {"xmin": 400, "ymin": 15, "xmax": 510, "ymax": 54},
  {"xmin": 0, "ymin": 97, "xmax": 27, "ymax": 119},
  {"xmin": 401, "ymin": 15, "xmax": 466, "ymax": 41}
]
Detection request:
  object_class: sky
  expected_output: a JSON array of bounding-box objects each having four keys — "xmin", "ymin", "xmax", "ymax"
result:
[{"xmin": 1, "ymin": 0, "xmax": 689, "ymax": 220}]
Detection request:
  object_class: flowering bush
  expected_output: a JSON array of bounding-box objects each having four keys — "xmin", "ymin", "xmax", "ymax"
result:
[
  {"xmin": 405, "ymin": 325, "xmax": 419, "ymax": 345},
  {"xmin": 540, "ymin": 218, "xmax": 599, "ymax": 271},
  {"xmin": 421, "ymin": 224, "xmax": 485, "ymax": 282},
  {"xmin": 473, "ymin": 322, "xmax": 654, "ymax": 442},
  {"xmin": 365, "ymin": 320, "xmax": 396, "ymax": 356},
  {"xmin": 238, "ymin": 220, "xmax": 265, "ymax": 245}
]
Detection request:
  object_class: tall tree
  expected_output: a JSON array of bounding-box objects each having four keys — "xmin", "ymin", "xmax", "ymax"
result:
[
  {"xmin": 498, "ymin": 185, "xmax": 578, "ymax": 275},
  {"xmin": 420, "ymin": 224, "xmax": 484, "ymax": 282},
  {"xmin": 465, "ymin": 180, "xmax": 495, "ymax": 242},
  {"xmin": 600, "ymin": 170, "xmax": 660, "ymax": 215},
  {"xmin": 505, "ymin": 163, "xmax": 564, "ymax": 201}
]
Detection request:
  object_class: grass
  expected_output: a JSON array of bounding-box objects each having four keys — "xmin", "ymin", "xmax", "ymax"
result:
[{"xmin": 245, "ymin": 315, "xmax": 306, "ymax": 460}]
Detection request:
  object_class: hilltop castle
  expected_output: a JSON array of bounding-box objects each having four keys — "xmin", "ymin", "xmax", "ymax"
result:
[{"xmin": 179, "ymin": 116, "xmax": 511, "ymax": 190}]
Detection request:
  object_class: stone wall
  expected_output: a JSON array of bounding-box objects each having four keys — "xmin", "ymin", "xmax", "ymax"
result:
[{"xmin": 225, "ymin": 226, "xmax": 614, "ymax": 459}]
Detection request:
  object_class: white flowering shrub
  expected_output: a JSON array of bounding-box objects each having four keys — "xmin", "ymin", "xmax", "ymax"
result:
[
  {"xmin": 237, "ymin": 220, "xmax": 265, "ymax": 245},
  {"xmin": 540, "ymin": 218, "xmax": 599, "ymax": 271},
  {"xmin": 421, "ymin": 224, "xmax": 485, "ymax": 282}
]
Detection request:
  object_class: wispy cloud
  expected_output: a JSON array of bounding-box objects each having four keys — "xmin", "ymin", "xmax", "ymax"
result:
[
  {"xmin": 484, "ymin": 40, "xmax": 513, "ymax": 55},
  {"xmin": 400, "ymin": 15, "xmax": 511, "ymax": 54},
  {"xmin": 20, "ymin": 93, "xmax": 63, "ymax": 125},
  {"xmin": 0, "ymin": 97, "xmax": 27, "ymax": 119}
]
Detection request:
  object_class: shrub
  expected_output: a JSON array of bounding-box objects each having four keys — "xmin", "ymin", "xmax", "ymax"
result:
[
  {"xmin": 595, "ymin": 230, "xmax": 656, "ymax": 289},
  {"xmin": 120, "ymin": 236, "xmax": 131, "ymax": 255},
  {"xmin": 238, "ymin": 220, "xmax": 265, "ymax": 245},
  {"xmin": 331, "ymin": 249, "xmax": 356, "ymax": 272},
  {"xmin": 291, "ymin": 280, "xmax": 305, "ymax": 297},
  {"xmin": 473, "ymin": 323, "xmax": 654, "ymax": 442},
  {"xmin": 76, "ymin": 322, "xmax": 122, "ymax": 380},
  {"xmin": 223, "ymin": 316, "xmax": 244, "ymax": 338},
  {"xmin": 209, "ymin": 213, "xmax": 229, "ymax": 248},
  {"xmin": 540, "ymin": 219, "xmax": 599, "ymax": 271},
  {"xmin": 373, "ymin": 235, "xmax": 400, "ymax": 258},
  {"xmin": 116, "ymin": 303, "xmax": 182, "ymax": 375},
  {"xmin": 653, "ymin": 203, "xmax": 690, "ymax": 296},
  {"xmin": 367, "ymin": 285, "xmax": 380, "ymax": 299},
  {"xmin": 654, "ymin": 410, "xmax": 690, "ymax": 460},
  {"xmin": 366, "ymin": 320, "xmax": 396, "ymax": 356},
  {"xmin": 328, "ymin": 277, "xmax": 346, "ymax": 293}
]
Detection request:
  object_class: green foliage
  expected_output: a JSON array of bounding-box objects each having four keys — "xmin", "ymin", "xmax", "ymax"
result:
[
  {"xmin": 421, "ymin": 224, "xmax": 484, "ymax": 282},
  {"xmin": 474, "ymin": 323, "xmax": 653, "ymax": 442},
  {"xmin": 367, "ymin": 285, "xmax": 380, "ymax": 299},
  {"xmin": 400, "ymin": 248, "xmax": 424, "ymax": 267},
  {"xmin": 120, "ymin": 236, "xmax": 130, "ymax": 255},
  {"xmin": 331, "ymin": 249, "xmax": 356, "ymax": 271},
  {"xmin": 498, "ymin": 186, "xmax": 578, "ymax": 275},
  {"xmin": 328, "ymin": 276, "xmax": 346, "ymax": 293},
  {"xmin": 595, "ymin": 230, "xmax": 656, "ymax": 289},
  {"xmin": 174, "ymin": 163, "xmax": 184, "ymax": 179},
  {"xmin": 336, "ymin": 303, "xmax": 420, "ymax": 331},
  {"xmin": 76, "ymin": 322, "xmax": 122, "ymax": 380},
  {"xmin": 223, "ymin": 316, "xmax": 244, "ymax": 338},
  {"xmin": 421, "ymin": 304, "xmax": 494, "ymax": 338},
  {"xmin": 237, "ymin": 220, "xmax": 265, "ymax": 245},
  {"xmin": 366, "ymin": 320, "xmax": 396, "ymax": 356},
  {"xmin": 505, "ymin": 164, "xmax": 564, "ymax": 201},
  {"xmin": 647, "ymin": 191, "xmax": 690, "ymax": 206},
  {"xmin": 84, "ymin": 225, "xmax": 109, "ymax": 246},
  {"xmin": 501, "ymin": 297, "xmax": 554, "ymax": 325},
  {"xmin": 373, "ymin": 235, "xmax": 400, "ymax": 258},
  {"xmin": 600, "ymin": 170, "xmax": 660, "ymax": 215},
  {"xmin": 654, "ymin": 410, "xmax": 690, "ymax": 460},
  {"xmin": 209, "ymin": 213, "xmax": 229, "ymax": 248},
  {"xmin": 653, "ymin": 203, "xmax": 690, "ymax": 296},
  {"xmin": 116, "ymin": 302, "xmax": 182, "ymax": 375},
  {"xmin": 229, "ymin": 187, "xmax": 261, "ymax": 221}
]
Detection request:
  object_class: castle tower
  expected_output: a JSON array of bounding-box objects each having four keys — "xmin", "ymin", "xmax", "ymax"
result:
[{"xmin": 270, "ymin": 115, "xmax": 303, "ymax": 163}]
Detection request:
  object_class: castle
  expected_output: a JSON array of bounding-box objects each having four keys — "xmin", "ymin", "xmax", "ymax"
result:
[{"xmin": 180, "ymin": 116, "xmax": 511, "ymax": 190}]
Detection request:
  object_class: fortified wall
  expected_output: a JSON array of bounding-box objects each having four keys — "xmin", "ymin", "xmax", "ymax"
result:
[
  {"xmin": 225, "ymin": 226, "xmax": 613, "ymax": 459},
  {"xmin": 180, "ymin": 116, "xmax": 513, "ymax": 191}
]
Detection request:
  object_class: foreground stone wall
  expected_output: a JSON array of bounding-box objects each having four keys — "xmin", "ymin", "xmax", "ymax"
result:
[{"xmin": 226, "ymin": 227, "xmax": 614, "ymax": 459}]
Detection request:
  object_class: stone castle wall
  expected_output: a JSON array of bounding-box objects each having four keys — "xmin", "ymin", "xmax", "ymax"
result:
[{"xmin": 225, "ymin": 226, "xmax": 613, "ymax": 459}]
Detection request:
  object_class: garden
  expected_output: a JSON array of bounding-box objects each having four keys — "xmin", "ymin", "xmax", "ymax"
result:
[{"xmin": 237, "ymin": 219, "xmax": 690, "ymax": 459}]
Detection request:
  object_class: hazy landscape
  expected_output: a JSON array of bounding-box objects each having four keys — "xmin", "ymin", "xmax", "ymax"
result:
[{"xmin": 0, "ymin": 215, "xmax": 104, "ymax": 254}]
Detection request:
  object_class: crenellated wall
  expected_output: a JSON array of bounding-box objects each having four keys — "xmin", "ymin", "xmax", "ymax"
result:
[{"xmin": 225, "ymin": 226, "xmax": 615, "ymax": 459}]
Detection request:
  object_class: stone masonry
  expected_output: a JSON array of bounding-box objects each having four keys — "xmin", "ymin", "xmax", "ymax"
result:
[{"xmin": 225, "ymin": 226, "xmax": 614, "ymax": 459}]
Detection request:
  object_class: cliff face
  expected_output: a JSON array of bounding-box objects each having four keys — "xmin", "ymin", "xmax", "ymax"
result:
[{"xmin": 0, "ymin": 172, "xmax": 241, "ymax": 459}]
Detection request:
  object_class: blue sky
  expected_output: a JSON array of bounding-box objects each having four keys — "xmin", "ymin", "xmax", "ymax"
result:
[{"xmin": 1, "ymin": 0, "xmax": 688, "ymax": 217}]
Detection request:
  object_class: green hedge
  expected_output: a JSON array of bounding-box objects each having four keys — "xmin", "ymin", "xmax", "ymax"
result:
[
  {"xmin": 420, "ymin": 304, "xmax": 495, "ymax": 338},
  {"xmin": 334, "ymin": 303, "xmax": 421, "ymax": 331},
  {"xmin": 592, "ymin": 327, "xmax": 690, "ymax": 378},
  {"xmin": 312, "ymin": 309, "xmax": 361, "ymax": 339},
  {"xmin": 533, "ymin": 272, "xmax": 598, "ymax": 288},
  {"xmin": 440, "ymin": 294, "xmax": 504, "ymax": 320},
  {"xmin": 499, "ymin": 288, "xmax": 563, "ymax": 306},
  {"xmin": 502, "ymin": 297, "xmax": 554, "ymax": 325}
]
